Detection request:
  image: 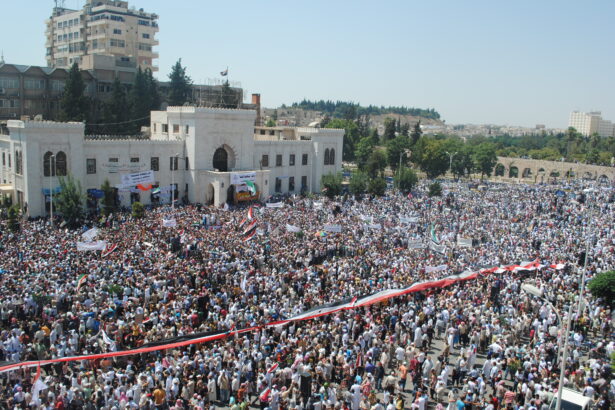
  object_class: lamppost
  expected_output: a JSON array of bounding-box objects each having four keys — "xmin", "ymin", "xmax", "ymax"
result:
[
  {"xmin": 521, "ymin": 284, "xmax": 563, "ymax": 363},
  {"xmin": 521, "ymin": 283, "xmax": 572, "ymax": 410},
  {"xmin": 445, "ymin": 151, "xmax": 457, "ymax": 178},
  {"xmin": 397, "ymin": 149, "xmax": 412, "ymax": 190},
  {"xmin": 49, "ymin": 154, "xmax": 55, "ymax": 225}
]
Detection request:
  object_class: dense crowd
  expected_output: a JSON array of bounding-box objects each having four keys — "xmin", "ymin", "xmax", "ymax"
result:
[{"xmin": 0, "ymin": 180, "xmax": 613, "ymax": 409}]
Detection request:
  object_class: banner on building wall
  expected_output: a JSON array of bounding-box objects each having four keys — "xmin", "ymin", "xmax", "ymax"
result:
[
  {"xmin": 235, "ymin": 191, "xmax": 259, "ymax": 202},
  {"xmin": 231, "ymin": 172, "xmax": 256, "ymax": 185},
  {"xmin": 120, "ymin": 170, "xmax": 155, "ymax": 187}
]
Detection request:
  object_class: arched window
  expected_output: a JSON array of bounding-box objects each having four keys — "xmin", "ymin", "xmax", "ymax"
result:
[
  {"xmin": 55, "ymin": 151, "xmax": 67, "ymax": 176},
  {"xmin": 213, "ymin": 147, "xmax": 228, "ymax": 172},
  {"xmin": 324, "ymin": 148, "xmax": 330, "ymax": 165},
  {"xmin": 43, "ymin": 151, "xmax": 54, "ymax": 177},
  {"xmin": 329, "ymin": 148, "xmax": 335, "ymax": 165}
]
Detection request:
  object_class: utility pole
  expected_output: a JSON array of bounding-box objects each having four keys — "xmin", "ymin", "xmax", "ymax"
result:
[{"xmin": 49, "ymin": 154, "xmax": 55, "ymax": 225}]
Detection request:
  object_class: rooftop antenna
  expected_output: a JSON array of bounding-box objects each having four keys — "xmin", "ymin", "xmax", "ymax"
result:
[{"xmin": 0, "ymin": 51, "xmax": 4, "ymax": 65}]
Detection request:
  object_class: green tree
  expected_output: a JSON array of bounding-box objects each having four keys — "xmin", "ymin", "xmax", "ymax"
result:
[
  {"xmin": 132, "ymin": 201, "xmax": 145, "ymax": 219},
  {"xmin": 129, "ymin": 68, "xmax": 153, "ymax": 134},
  {"xmin": 428, "ymin": 181, "xmax": 443, "ymax": 197},
  {"xmin": 382, "ymin": 117, "xmax": 396, "ymax": 141},
  {"xmin": 321, "ymin": 172, "xmax": 343, "ymax": 198},
  {"xmin": 473, "ymin": 142, "xmax": 498, "ymax": 179},
  {"xmin": 368, "ymin": 176, "xmax": 387, "ymax": 196},
  {"xmin": 587, "ymin": 270, "xmax": 615, "ymax": 307},
  {"xmin": 326, "ymin": 119, "xmax": 359, "ymax": 161},
  {"xmin": 100, "ymin": 179, "xmax": 117, "ymax": 216},
  {"xmin": 368, "ymin": 128, "xmax": 380, "ymax": 145},
  {"xmin": 395, "ymin": 166, "xmax": 418, "ymax": 193},
  {"xmin": 365, "ymin": 149, "xmax": 387, "ymax": 178},
  {"xmin": 565, "ymin": 127, "xmax": 579, "ymax": 159},
  {"xmin": 386, "ymin": 135, "xmax": 412, "ymax": 171},
  {"xmin": 55, "ymin": 174, "xmax": 84, "ymax": 228},
  {"xmin": 7, "ymin": 205, "xmax": 20, "ymax": 232},
  {"xmin": 355, "ymin": 136, "xmax": 375, "ymax": 171},
  {"xmin": 220, "ymin": 80, "xmax": 239, "ymax": 108},
  {"xmin": 410, "ymin": 121, "xmax": 423, "ymax": 145},
  {"xmin": 418, "ymin": 139, "xmax": 448, "ymax": 178},
  {"xmin": 349, "ymin": 172, "xmax": 368, "ymax": 197},
  {"xmin": 59, "ymin": 62, "xmax": 89, "ymax": 122},
  {"xmin": 168, "ymin": 58, "xmax": 192, "ymax": 106},
  {"xmin": 100, "ymin": 77, "xmax": 128, "ymax": 135},
  {"xmin": 450, "ymin": 146, "xmax": 474, "ymax": 178},
  {"xmin": 400, "ymin": 122, "xmax": 410, "ymax": 137},
  {"xmin": 265, "ymin": 118, "xmax": 276, "ymax": 127}
]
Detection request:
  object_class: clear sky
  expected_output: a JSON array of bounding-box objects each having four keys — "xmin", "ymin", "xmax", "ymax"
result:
[{"xmin": 2, "ymin": 0, "xmax": 614, "ymax": 128}]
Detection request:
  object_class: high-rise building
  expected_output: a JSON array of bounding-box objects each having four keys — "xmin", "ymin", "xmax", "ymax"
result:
[
  {"xmin": 45, "ymin": 0, "xmax": 158, "ymax": 72},
  {"xmin": 568, "ymin": 111, "xmax": 614, "ymax": 137}
]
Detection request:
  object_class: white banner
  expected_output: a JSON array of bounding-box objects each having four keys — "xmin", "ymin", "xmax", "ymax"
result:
[
  {"xmin": 312, "ymin": 201, "xmax": 323, "ymax": 210},
  {"xmin": 266, "ymin": 202, "xmax": 284, "ymax": 208},
  {"xmin": 285, "ymin": 224, "xmax": 301, "ymax": 233},
  {"xmin": 408, "ymin": 240, "xmax": 425, "ymax": 249},
  {"xmin": 324, "ymin": 224, "xmax": 342, "ymax": 233},
  {"xmin": 120, "ymin": 170, "xmax": 154, "ymax": 187},
  {"xmin": 231, "ymin": 172, "xmax": 256, "ymax": 185},
  {"xmin": 364, "ymin": 223, "xmax": 382, "ymax": 230},
  {"xmin": 457, "ymin": 236, "xmax": 473, "ymax": 248},
  {"xmin": 162, "ymin": 218, "xmax": 177, "ymax": 227},
  {"xmin": 76, "ymin": 241, "xmax": 107, "ymax": 251},
  {"xmin": 360, "ymin": 215, "xmax": 373, "ymax": 223},
  {"xmin": 429, "ymin": 241, "xmax": 447, "ymax": 254},
  {"xmin": 425, "ymin": 264, "xmax": 448, "ymax": 273},
  {"xmin": 81, "ymin": 227, "xmax": 99, "ymax": 242},
  {"xmin": 400, "ymin": 216, "xmax": 419, "ymax": 224}
]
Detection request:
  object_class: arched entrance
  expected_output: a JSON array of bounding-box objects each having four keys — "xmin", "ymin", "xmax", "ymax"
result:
[
  {"xmin": 522, "ymin": 168, "xmax": 533, "ymax": 178},
  {"xmin": 509, "ymin": 166, "xmax": 519, "ymax": 178},
  {"xmin": 226, "ymin": 185, "xmax": 235, "ymax": 203},
  {"xmin": 206, "ymin": 183, "xmax": 215, "ymax": 205},
  {"xmin": 213, "ymin": 148, "xmax": 229, "ymax": 172},
  {"xmin": 494, "ymin": 164, "xmax": 505, "ymax": 177}
]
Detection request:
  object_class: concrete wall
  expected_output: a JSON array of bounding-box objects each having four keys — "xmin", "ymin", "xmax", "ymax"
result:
[{"xmin": 494, "ymin": 156, "xmax": 615, "ymax": 183}]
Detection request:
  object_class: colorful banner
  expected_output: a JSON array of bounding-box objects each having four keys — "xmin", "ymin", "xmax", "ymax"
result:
[
  {"xmin": 230, "ymin": 172, "xmax": 256, "ymax": 185},
  {"xmin": 120, "ymin": 170, "xmax": 154, "ymax": 187}
]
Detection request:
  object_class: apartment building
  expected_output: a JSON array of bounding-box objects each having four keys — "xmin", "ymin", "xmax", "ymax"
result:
[
  {"xmin": 569, "ymin": 111, "xmax": 614, "ymax": 137},
  {"xmin": 45, "ymin": 0, "xmax": 158, "ymax": 72}
]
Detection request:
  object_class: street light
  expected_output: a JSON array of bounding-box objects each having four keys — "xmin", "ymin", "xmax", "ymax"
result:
[
  {"xmin": 445, "ymin": 151, "xmax": 457, "ymax": 178},
  {"xmin": 521, "ymin": 283, "xmax": 572, "ymax": 410},
  {"xmin": 49, "ymin": 154, "xmax": 55, "ymax": 225}
]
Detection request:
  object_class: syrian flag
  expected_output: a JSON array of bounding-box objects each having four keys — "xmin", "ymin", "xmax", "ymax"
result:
[
  {"xmin": 76, "ymin": 274, "xmax": 88, "ymax": 290},
  {"xmin": 31, "ymin": 365, "xmax": 48, "ymax": 405},
  {"xmin": 102, "ymin": 243, "xmax": 118, "ymax": 258},
  {"xmin": 243, "ymin": 228, "xmax": 257, "ymax": 242},
  {"xmin": 267, "ymin": 362, "xmax": 279, "ymax": 374},
  {"xmin": 248, "ymin": 206, "xmax": 254, "ymax": 220},
  {"xmin": 259, "ymin": 387, "xmax": 271, "ymax": 402},
  {"xmin": 220, "ymin": 67, "xmax": 228, "ymax": 76},
  {"xmin": 430, "ymin": 224, "xmax": 439, "ymax": 244},
  {"xmin": 246, "ymin": 182, "xmax": 257, "ymax": 196},
  {"xmin": 242, "ymin": 220, "xmax": 257, "ymax": 236}
]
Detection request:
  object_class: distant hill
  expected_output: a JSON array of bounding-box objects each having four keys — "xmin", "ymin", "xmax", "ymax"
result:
[{"xmin": 285, "ymin": 99, "xmax": 441, "ymax": 121}]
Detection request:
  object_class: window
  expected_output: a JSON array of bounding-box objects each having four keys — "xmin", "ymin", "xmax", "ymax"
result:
[
  {"xmin": 330, "ymin": 148, "xmax": 336, "ymax": 165},
  {"xmin": 301, "ymin": 176, "xmax": 308, "ymax": 190},
  {"xmin": 170, "ymin": 156, "xmax": 178, "ymax": 171},
  {"xmin": 302, "ymin": 154, "xmax": 308, "ymax": 165},
  {"xmin": 7, "ymin": 154, "xmax": 10, "ymax": 168},
  {"xmin": 0, "ymin": 77, "xmax": 19, "ymax": 89},
  {"xmin": 185, "ymin": 125, "xmax": 189, "ymax": 134},
  {"xmin": 289, "ymin": 176, "xmax": 295, "ymax": 192},
  {"xmin": 162, "ymin": 124, "xmax": 168, "ymax": 133},
  {"xmin": 14, "ymin": 151, "xmax": 22, "ymax": 175},
  {"xmin": 110, "ymin": 15, "xmax": 124, "ymax": 22},
  {"xmin": 138, "ymin": 19, "xmax": 150, "ymax": 26},
  {"xmin": 142, "ymin": 33, "xmax": 150, "ymax": 39},
  {"xmin": 276, "ymin": 154, "xmax": 282, "ymax": 167},
  {"xmin": 108, "ymin": 157, "xmax": 118, "ymax": 163},
  {"xmin": 324, "ymin": 148, "xmax": 330, "ymax": 165},
  {"xmin": 55, "ymin": 151, "xmax": 67, "ymax": 176},
  {"xmin": 86, "ymin": 158, "xmax": 96, "ymax": 174},
  {"xmin": 172, "ymin": 124, "xmax": 179, "ymax": 134},
  {"xmin": 92, "ymin": 39, "xmax": 98, "ymax": 49},
  {"xmin": 260, "ymin": 130, "xmax": 265, "ymax": 135},
  {"xmin": 113, "ymin": 28, "xmax": 122, "ymax": 35},
  {"xmin": 110, "ymin": 39, "xmax": 125, "ymax": 48},
  {"xmin": 185, "ymin": 157, "xmax": 189, "ymax": 170},
  {"xmin": 151, "ymin": 157, "xmax": 159, "ymax": 171},
  {"xmin": 130, "ymin": 157, "xmax": 139, "ymax": 163},
  {"xmin": 43, "ymin": 151, "xmax": 55, "ymax": 176},
  {"xmin": 289, "ymin": 154, "xmax": 295, "ymax": 166},
  {"xmin": 138, "ymin": 43, "xmax": 152, "ymax": 51},
  {"xmin": 275, "ymin": 177, "xmax": 281, "ymax": 193},
  {"xmin": 2, "ymin": 152, "xmax": 5, "ymax": 166},
  {"xmin": 261, "ymin": 154, "xmax": 269, "ymax": 167}
]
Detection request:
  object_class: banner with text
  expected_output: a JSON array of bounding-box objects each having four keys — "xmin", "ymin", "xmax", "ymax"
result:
[
  {"xmin": 231, "ymin": 172, "xmax": 256, "ymax": 185},
  {"xmin": 120, "ymin": 170, "xmax": 154, "ymax": 187}
]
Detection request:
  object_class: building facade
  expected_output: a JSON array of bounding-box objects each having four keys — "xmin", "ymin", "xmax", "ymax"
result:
[
  {"xmin": 46, "ymin": 0, "xmax": 159, "ymax": 71},
  {"xmin": 0, "ymin": 106, "xmax": 343, "ymax": 217},
  {"xmin": 569, "ymin": 111, "xmax": 614, "ymax": 137}
]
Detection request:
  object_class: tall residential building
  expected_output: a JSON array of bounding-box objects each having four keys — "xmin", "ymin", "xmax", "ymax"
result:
[
  {"xmin": 568, "ymin": 111, "xmax": 614, "ymax": 137},
  {"xmin": 45, "ymin": 0, "xmax": 158, "ymax": 72}
]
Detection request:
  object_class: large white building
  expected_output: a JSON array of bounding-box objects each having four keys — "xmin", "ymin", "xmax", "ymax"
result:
[
  {"xmin": 568, "ymin": 111, "xmax": 614, "ymax": 137},
  {"xmin": 0, "ymin": 107, "xmax": 343, "ymax": 218},
  {"xmin": 46, "ymin": 0, "xmax": 159, "ymax": 71}
]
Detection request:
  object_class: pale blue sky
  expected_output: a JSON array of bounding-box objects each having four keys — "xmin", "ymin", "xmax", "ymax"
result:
[{"xmin": 2, "ymin": 0, "xmax": 614, "ymax": 128}]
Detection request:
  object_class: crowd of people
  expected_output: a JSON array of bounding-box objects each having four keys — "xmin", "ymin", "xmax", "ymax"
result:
[{"xmin": 0, "ymin": 180, "xmax": 613, "ymax": 409}]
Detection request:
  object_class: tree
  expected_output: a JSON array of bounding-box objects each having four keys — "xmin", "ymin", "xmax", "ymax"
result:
[
  {"xmin": 100, "ymin": 179, "xmax": 117, "ymax": 216},
  {"xmin": 321, "ymin": 172, "xmax": 343, "ymax": 198},
  {"xmin": 99, "ymin": 77, "xmax": 128, "ymax": 135},
  {"xmin": 354, "ymin": 136, "xmax": 375, "ymax": 171},
  {"xmin": 220, "ymin": 80, "xmax": 239, "ymax": 108},
  {"xmin": 386, "ymin": 135, "xmax": 412, "ymax": 171},
  {"xmin": 168, "ymin": 59, "xmax": 192, "ymax": 106},
  {"xmin": 587, "ymin": 270, "xmax": 615, "ymax": 307},
  {"xmin": 55, "ymin": 174, "xmax": 84, "ymax": 228},
  {"xmin": 428, "ymin": 181, "xmax": 442, "ymax": 197},
  {"xmin": 265, "ymin": 118, "xmax": 276, "ymax": 127},
  {"xmin": 59, "ymin": 62, "xmax": 89, "ymax": 122},
  {"xmin": 451, "ymin": 146, "xmax": 474, "ymax": 178},
  {"xmin": 368, "ymin": 176, "xmax": 387, "ymax": 196},
  {"xmin": 395, "ymin": 167, "xmax": 418, "ymax": 193},
  {"xmin": 400, "ymin": 122, "xmax": 410, "ymax": 137},
  {"xmin": 365, "ymin": 149, "xmax": 387, "ymax": 178},
  {"xmin": 132, "ymin": 201, "xmax": 145, "ymax": 219},
  {"xmin": 368, "ymin": 128, "xmax": 380, "ymax": 145},
  {"xmin": 417, "ymin": 139, "xmax": 448, "ymax": 178},
  {"xmin": 326, "ymin": 119, "xmax": 360, "ymax": 162},
  {"xmin": 382, "ymin": 117, "xmax": 396, "ymax": 141},
  {"xmin": 410, "ymin": 121, "xmax": 423, "ymax": 145},
  {"xmin": 7, "ymin": 205, "xmax": 20, "ymax": 232},
  {"xmin": 349, "ymin": 172, "xmax": 368, "ymax": 197},
  {"xmin": 473, "ymin": 142, "xmax": 498, "ymax": 179}
]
